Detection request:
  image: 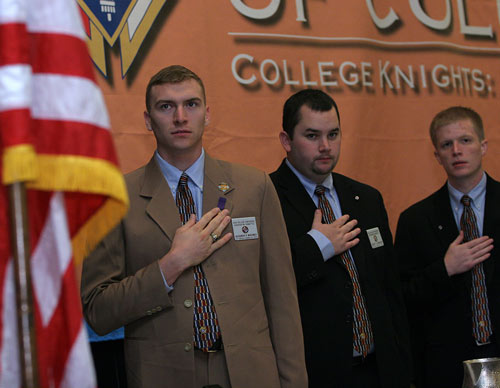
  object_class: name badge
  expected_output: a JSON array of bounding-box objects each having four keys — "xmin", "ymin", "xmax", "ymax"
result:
[
  {"xmin": 232, "ymin": 217, "xmax": 259, "ymax": 241},
  {"xmin": 366, "ymin": 227, "xmax": 384, "ymax": 249}
]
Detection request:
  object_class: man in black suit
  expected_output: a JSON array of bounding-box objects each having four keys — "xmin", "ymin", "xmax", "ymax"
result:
[
  {"xmin": 270, "ymin": 89, "xmax": 411, "ymax": 388},
  {"xmin": 395, "ymin": 106, "xmax": 500, "ymax": 388}
]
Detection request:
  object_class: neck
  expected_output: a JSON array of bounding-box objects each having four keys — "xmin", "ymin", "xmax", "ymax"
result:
[
  {"xmin": 448, "ymin": 171, "xmax": 484, "ymax": 194},
  {"xmin": 157, "ymin": 148, "xmax": 202, "ymax": 171}
]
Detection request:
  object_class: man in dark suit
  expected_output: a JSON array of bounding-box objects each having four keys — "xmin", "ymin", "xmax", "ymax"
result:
[
  {"xmin": 82, "ymin": 65, "xmax": 307, "ymax": 388},
  {"xmin": 395, "ymin": 106, "xmax": 500, "ymax": 388},
  {"xmin": 270, "ymin": 89, "xmax": 411, "ymax": 388}
]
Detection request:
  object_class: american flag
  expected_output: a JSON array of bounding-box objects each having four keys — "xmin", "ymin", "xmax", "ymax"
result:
[{"xmin": 0, "ymin": 0, "xmax": 129, "ymax": 386}]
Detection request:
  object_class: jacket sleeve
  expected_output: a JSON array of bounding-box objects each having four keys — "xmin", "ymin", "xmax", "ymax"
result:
[{"xmin": 81, "ymin": 221, "xmax": 173, "ymax": 336}]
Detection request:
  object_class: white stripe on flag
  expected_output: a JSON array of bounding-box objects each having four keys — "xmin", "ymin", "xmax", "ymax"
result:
[
  {"xmin": 26, "ymin": 0, "xmax": 84, "ymax": 39},
  {"xmin": 0, "ymin": 65, "xmax": 32, "ymax": 112},
  {"xmin": 0, "ymin": 0, "xmax": 26, "ymax": 23},
  {"xmin": 32, "ymin": 74, "xmax": 110, "ymax": 129},
  {"xmin": 59, "ymin": 325, "xmax": 96, "ymax": 388},
  {"xmin": 0, "ymin": 260, "xmax": 21, "ymax": 388},
  {"xmin": 31, "ymin": 192, "xmax": 72, "ymax": 326}
]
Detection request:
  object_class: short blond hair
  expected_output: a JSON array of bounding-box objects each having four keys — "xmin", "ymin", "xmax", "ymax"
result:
[{"xmin": 429, "ymin": 106, "xmax": 484, "ymax": 147}]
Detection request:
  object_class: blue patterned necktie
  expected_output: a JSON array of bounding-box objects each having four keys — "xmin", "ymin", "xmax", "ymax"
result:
[
  {"xmin": 315, "ymin": 185, "xmax": 373, "ymax": 356},
  {"xmin": 460, "ymin": 195, "xmax": 492, "ymax": 344},
  {"xmin": 176, "ymin": 173, "xmax": 221, "ymax": 351}
]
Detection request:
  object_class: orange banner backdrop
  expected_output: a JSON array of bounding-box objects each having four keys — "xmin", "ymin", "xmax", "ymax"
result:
[{"xmin": 86, "ymin": 0, "xmax": 500, "ymax": 231}]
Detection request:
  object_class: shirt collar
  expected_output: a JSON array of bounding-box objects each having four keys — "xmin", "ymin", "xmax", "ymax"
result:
[
  {"xmin": 155, "ymin": 149, "xmax": 205, "ymax": 191},
  {"xmin": 447, "ymin": 172, "xmax": 486, "ymax": 210},
  {"xmin": 285, "ymin": 158, "xmax": 334, "ymax": 197}
]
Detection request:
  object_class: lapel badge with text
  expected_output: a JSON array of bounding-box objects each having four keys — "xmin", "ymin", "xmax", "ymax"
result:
[
  {"xmin": 366, "ymin": 227, "xmax": 384, "ymax": 249},
  {"xmin": 232, "ymin": 217, "xmax": 259, "ymax": 241}
]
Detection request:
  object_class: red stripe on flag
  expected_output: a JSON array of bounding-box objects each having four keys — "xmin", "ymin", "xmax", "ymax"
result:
[
  {"xmin": 33, "ymin": 119, "xmax": 118, "ymax": 163},
  {"xmin": 65, "ymin": 192, "xmax": 107, "ymax": 238},
  {"xmin": 0, "ymin": 23, "xmax": 29, "ymax": 66},
  {"xmin": 0, "ymin": 109, "xmax": 32, "ymax": 148},
  {"xmin": 0, "ymin": 110, "xmax": 117, "ymax": 163},
  {"xmin": 31, "ymin": 33, "xmax": 95, "ymax": 81}
]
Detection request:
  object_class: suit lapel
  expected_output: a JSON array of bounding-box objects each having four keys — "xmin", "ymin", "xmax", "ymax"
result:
[
  {"xmin": 202, "ymin": 155, "xmax": 234, "ymax": 215},
  {"xmin": 200, "ymin": 155, "xmax": 236, "ymax": 271},
  {"xmin": 141, "ymin": 157, "xmax": 180, "ymax": 242},
  {"xmin": 331, "ymin": 173, "xmax": 366, "ymax": 269},
  {"xmin": 431, "ymin": 184, "xmax": 459, "ymax": 250},
  {"xmin": 273, "ymin": 160, "xmax": 317, "ymax": 227}
]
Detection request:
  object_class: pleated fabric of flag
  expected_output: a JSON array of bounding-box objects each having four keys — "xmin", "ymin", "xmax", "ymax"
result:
[{"xmin": 0, "ymin": 0, "xmax": 129, "ymax": 386}]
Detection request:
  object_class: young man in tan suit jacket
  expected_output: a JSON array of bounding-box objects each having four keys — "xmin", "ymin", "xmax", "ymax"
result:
[{"xmin": 82, "ymin": 65, "xmax": 307, "ymax": 388}]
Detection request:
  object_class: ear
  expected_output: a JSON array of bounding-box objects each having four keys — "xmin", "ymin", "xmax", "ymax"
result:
[
  {"xmin": 481, "ymin": 139, "xmax": 488, "ymax": 156},
  {"xmin": 204, "ymin": 106, "xmax": 210, "ymax": 126},
  {"xmin": 144, "ymin": 111, "xmax": 152, "ymax": 131},
  {"xmin": 279, "ymin": 131, "xmax": 293, "ymax": 153}
]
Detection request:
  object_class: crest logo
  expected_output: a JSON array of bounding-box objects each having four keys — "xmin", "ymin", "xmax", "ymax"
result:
[{"xmin": 78, "ymin": 0, "xmax": 166, "ymax": 78}]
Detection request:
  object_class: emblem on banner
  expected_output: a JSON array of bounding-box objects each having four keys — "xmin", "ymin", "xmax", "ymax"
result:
[{"xmin": 78, "ymin": 0, "xmax": 166, "ymax": 78}]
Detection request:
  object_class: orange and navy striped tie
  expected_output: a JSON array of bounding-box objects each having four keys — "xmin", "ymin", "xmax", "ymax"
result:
[
  {"xmin": 315, "ymin": 185, "xmax": 373, "ymax": 356},
  {"xmin": 460, "ymin": 195, "xmax": 492, "ymax": 344},
  {"xmin": 176, "ymin": 173, "xmax": 221, "ymax": 351}
]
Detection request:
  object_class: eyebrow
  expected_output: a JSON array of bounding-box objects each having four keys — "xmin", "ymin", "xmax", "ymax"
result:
[
  {"xmin": 155, "ymin": 97, "xmax": 202, "ymax": 105},
  {"xmin": 304, "ymin": 127, "xmax": 339, "ymax": 132}
]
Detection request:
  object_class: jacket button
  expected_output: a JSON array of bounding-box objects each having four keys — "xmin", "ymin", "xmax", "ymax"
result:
[
  {"xmin": 184, "ymin": 343, "xmax": 192, "ymax": 352},
  {"xmin": 345, "ymin": 282, "xmax": 352, "ymax": 289},
  {"xmin": 184, "ymin": 299, "xmax": 193, "ymax": 308},
  {"xmin": 346, "ymin": 314, "xmax": 352, "ymax": 323}
]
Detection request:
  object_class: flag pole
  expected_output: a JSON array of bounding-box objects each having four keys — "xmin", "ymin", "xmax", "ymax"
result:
[{"xmin": 8, "ymin": 182, "xmax": 39, "ymax": 388}]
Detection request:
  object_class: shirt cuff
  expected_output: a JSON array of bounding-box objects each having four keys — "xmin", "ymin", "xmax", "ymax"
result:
[
  {"xmin": 308, "ymin": 229, "xmax": 335, "ymax": 261},
  {"xmin": 157, "ymin": 261, "xmax": 174, "ymax": 292}
]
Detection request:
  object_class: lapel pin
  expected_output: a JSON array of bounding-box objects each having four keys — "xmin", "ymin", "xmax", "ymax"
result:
[
  {"xmin": 217, "ymin": 197, "xmax": 227, "ymax": 210},
  {"xmin": 354, "ymin": 195, "xmax": 360, "ymax": 201},
  {"xmin": 218, "ymin": 182, "xmax": 230, "ymax": 193},
  {"xmin": 438, "ymin": 225, "xmax": 443, "ymax": 230}
]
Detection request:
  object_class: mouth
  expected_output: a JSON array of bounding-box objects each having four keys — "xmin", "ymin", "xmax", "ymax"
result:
[
  {"xmin": 452, "ymin": 160, "xmax": 467, "ymax": 168},
  {"xmin": 315, "ymin": 156, "xmax": 333, "ymax": 162},
  {"xmin": 171, "ymin": 129, "xmax": 191, "ymax": 135}
]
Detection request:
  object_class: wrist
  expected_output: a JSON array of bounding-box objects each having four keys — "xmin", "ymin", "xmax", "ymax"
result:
[{"xmin": 159, "ymin": 250, "xmax": 189, "ymax": 285}]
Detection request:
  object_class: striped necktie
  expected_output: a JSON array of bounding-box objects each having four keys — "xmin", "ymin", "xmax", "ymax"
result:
[
  {"xmin": 176, "ymin": 173, "xmax": 221, "ymax": 351},
  {"xmin": 315, "ymin": 185, "xmax": 373, "ymax": 357},
  {"xmin": 460, "ymin": 195, "xmax": 492, "ymax": 344}
]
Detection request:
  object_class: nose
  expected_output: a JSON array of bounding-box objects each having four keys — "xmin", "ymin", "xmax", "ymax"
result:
[
  {"xmin": 452, "ymin": 141, "xmax": 461, "ymax": 155},
  {"xmin": 318, "ymin": 136, "xmax": 331, "ymax": 152},
  {"xmin": 174, "ymin": 106, "xmax": 187, "ymax": 123}
]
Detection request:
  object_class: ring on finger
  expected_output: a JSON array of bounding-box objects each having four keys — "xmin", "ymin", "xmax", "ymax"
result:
[{"xmin": 210, "ymin": 233, "xmax": 219, "ymax": 243}]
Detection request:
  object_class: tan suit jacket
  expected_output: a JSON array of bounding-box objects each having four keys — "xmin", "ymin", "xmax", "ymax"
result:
[{"xmin": 82, "ymin": 154, "xmax": 307, "ymax": 388}]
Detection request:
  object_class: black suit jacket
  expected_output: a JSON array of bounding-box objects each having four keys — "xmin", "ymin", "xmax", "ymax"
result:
[
  {"xmin": 394, "ymin": 174, "xmax": 500, "ymax": 388},
  {"xmin": 271, "ymin": 160, "xmax": 411, "ymax": 388}
]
